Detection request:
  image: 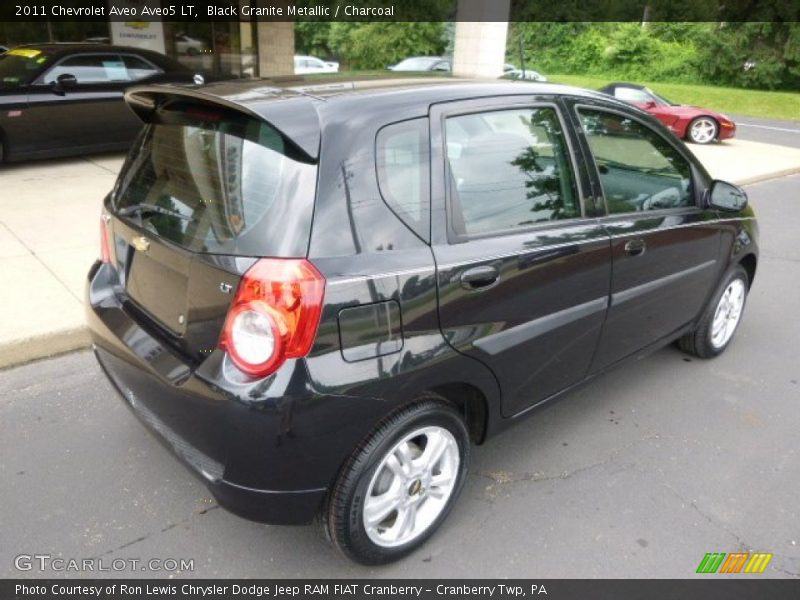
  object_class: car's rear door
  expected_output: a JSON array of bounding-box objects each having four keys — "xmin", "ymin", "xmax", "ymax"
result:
[
  {"xmin": 430, "ymin": 96, "xmax": 612, "ymax": 417},
  {"xmin": 564, "ymin": 98, "xmax": 723, "ymax": 372}
]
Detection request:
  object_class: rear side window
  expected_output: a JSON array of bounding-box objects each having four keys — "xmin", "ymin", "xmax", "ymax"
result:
[
  {"xmin": 445, "ymin": 107, "xmax": 580, "ymax": 237},
  {"xmin": 43, "ymin": 54, "xmax": 128, "ymax": 83},
  {"xmin": 577, "ymin": 109, "xmax": 693, "ymax": 213},
  {"xmin": 114, "ymin": 115, "xmax": 317, "ymax": 257},
  {"xmin": 376, "ymin": 118, "xmax": 431, "ymax": 243}
]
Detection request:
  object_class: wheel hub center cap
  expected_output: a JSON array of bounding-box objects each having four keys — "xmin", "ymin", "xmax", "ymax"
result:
[{"xmin": 408, "ymin": 479, "xmax": 423, "ymax": 496}]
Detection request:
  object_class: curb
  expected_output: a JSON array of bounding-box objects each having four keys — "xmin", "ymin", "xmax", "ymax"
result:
[
  {"xmin": 733, "ymin": 166, "xmax": 800, "ymax": 187},
  {"xmin": 0, "ymin": 327, "xmax": 91, "ymax": 370}
]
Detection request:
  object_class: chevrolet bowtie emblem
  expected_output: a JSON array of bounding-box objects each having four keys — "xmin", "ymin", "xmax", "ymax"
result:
[{"xmin": 132, "ymin": 236, "xmax": 150, "ymax": 252}]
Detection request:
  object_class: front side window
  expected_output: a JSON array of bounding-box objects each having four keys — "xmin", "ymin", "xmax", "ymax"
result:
[
  {"xmin": 122, "ymin": 55, "xmax": 160, "ymax": 81},
  {"xmin": 578, "ymin": 109, "xmax": 693, "ymax": 214},
  {"xmin": 376, "ymin": 118, "xmax": 430, "ymax": 242},
  {"xmin": 43, "ymin": 54, "xmax": 129, "ymax": 84},
  {"xmin": 445, "ymin": 107, "xmax": 580, "ymax": 236}
]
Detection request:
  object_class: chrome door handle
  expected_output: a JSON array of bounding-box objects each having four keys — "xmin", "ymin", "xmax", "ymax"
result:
[
  {"xmin": 460, "ymin": 265, "xmax": 499, "ymax": 290},
  {"xmin": 624, "ymin": 239, "xmax": 647, "ymax": 256}
]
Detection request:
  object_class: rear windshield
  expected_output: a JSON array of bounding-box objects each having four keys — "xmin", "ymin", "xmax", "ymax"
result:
[{"xmin": 114, "ymin": 116, "xmax": 317, "ymax": 257}]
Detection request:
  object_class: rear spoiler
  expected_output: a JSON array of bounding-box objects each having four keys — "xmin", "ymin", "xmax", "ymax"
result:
[{"xmin": 125, "ymin": 84, "xmax": 321, "ymax": 161}]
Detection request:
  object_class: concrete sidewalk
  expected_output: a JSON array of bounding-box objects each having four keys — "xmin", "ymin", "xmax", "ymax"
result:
[
  {"xmin": 0, "ymin": 154, "xmax": 124, "ymax": 368},
  {"xmin": 1, "ymin": 138, "xmax": 799, "ymax": 369}
]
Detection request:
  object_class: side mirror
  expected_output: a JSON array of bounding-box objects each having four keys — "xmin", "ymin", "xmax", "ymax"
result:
[
  {"xmin": 707, "ymin": 180, "xmax": 748, "ymax": 211},
  {"xmin": 644, "ymin": 100, "xmax": 657, "ymax": 109},
  {"xmin": 53, "ymin": 73, "xmax": 78, "ymax": 93}
]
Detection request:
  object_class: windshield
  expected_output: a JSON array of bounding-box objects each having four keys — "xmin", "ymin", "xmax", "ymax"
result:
[
  {"xmin": 644, "ymin": 87, "xmax": 676, "ymax": 106},
  {"xmin": 114, "ymin": 115, "xmax": 317, "ymax": 257},
  {"xmin": 0, "ymin": 48, "xmax": 52, "ymax": 87},
  {"xmin": 393, "ymin": 57, "xmax": 438, "ymax": 70}
]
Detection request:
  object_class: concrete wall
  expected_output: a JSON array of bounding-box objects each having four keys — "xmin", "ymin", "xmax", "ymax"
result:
[
  {"xmin": 257, "ymin": 21, "xmax": 294, "ymax": 77},
  {"xmin": 452, "ymin": 0, "xmax": 511, "ymax": 78}
]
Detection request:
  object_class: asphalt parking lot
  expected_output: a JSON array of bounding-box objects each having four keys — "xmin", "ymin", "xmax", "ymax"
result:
[{"xmin": 1, "ymin": 174, "xmax": 798, "ymax": 579}]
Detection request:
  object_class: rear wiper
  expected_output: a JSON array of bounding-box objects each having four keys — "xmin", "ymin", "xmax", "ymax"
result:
[{"xmin": 117, "ymin": 203, "xmax": 191, "ymax": 220}]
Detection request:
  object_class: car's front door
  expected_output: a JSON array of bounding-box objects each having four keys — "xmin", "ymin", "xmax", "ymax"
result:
[
  {"xmin": 430, "ymin": 97, "xmax": 612, "ymax": 417},
  {"xmin": 567, "ymin": 101, "xmax": 723, "ymax": 372},
  {"xmin": 26, "ymin": 53, "xmax": 143, "ymax": 153}
]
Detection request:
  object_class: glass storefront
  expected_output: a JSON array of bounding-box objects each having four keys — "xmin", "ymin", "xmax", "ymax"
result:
[{"xmin": 0, "ymin": 20, "xmax": 258, "ymax": 78}]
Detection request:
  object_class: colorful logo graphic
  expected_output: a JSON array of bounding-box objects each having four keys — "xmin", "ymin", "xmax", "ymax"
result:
[{"xmin": 696, "ymin": 552, "xmax": 773, "ymax": 574}]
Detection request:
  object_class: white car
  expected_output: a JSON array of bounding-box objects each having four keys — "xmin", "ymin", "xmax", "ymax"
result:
[
  {"xmin": 175, "ymin": 34, "xmax": 206, "ymax": 56},
  {"xmin": 294, "ymin": 55, "xmax": 339, "ymax": 75},
  {"xmin": 388, "ymin": 56, "xmax": 451, "ymax": 72},
  {"xmin": 501, "ymin": 67, "xmax": 548, "ymax": 82}
]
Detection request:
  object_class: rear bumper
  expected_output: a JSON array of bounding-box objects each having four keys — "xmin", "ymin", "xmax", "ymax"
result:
[
  {"xmin": 94, "ymin": 347, "xmax": 325, "ymax": 524},
  {"xmin": 85, "ymin": 260, "xmax": 384, "ymax": 525}
]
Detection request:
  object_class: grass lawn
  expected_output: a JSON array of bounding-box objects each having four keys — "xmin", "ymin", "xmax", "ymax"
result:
[
  {"xmin": 548, "ymin": 73, "xmax": 800, "ymax": 122},
  {"xmin": 286, "ymin": 70, "xmax": 799, "ymax": 122}
]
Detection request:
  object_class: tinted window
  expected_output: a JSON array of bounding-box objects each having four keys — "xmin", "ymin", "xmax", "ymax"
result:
[
  {"xmin": 376, "ymin": 118, "xmax": 430, "ymax": 242},
  {"xmin": 122, "ymin": 55, "xmax": 160, "ymax": 81},
  {"xmin": 578, "ymin": 109, "xmax": 693, "ymax": 213},
  {"xmin": 44, "ymin": 54, "xmax": 129, "ymax": 83},
  {"xmin": 114, "ymin": 117, "xmax": 317, "ymax": 256},
  {"xmin": 445, "ymin": 107, "xmax": 579, "ymax": 236}
]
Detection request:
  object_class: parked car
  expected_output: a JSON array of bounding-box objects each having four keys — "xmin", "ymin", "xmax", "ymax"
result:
[
  {"xmin": 0, "ymin": 44, "xmax": 207, "ymax": 162},
  {"xmin": 598, "ymin": 82, "xmax": 736, "ymax": 144},
  {"xmin": 87, "ymin": 79, "xmax": 758, "ymax": 565},
  {"xmin": 174, "ymin": 34, "xmax": 206, "ymax": 56},
  {"xmin": 294, "ymin": 55, "xmax": 339, "ymax": 75},
  {"xmin": 501, "ymin": 67, "xmax": 548, "ymax": 82},
  {"xmin": 387, "ymin": 56, "xmax": 451, "ymax": 72}
]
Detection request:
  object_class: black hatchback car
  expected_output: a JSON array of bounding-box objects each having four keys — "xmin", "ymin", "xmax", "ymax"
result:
[
  {"xmin": 86, "ymin": 79, "xmax": 758, "ymax": 564},
  {"xmin": 0, "ymin": 43, "xmax": 204, "ymax": 162}
]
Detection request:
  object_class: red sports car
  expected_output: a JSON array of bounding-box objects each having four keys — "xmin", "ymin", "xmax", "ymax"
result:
[{"xmin": 598, "ymin": 82, "xmax": 736, "ymax": 145}]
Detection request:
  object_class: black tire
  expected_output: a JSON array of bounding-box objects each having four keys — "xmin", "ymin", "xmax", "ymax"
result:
[
  {"xmin": 679, "ymin": 265, "xmax": 749, "ymax": 358},
  {"xmin": 687, "ymin": 116, "xmax": 719, "ymax": 145},
  {"xmin": 325, "ymin": 395, "xmax": 470, "ymax": 565}
]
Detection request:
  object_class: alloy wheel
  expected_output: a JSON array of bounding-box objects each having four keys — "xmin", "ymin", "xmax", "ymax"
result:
[
  {"xmin": 690, "ymin": 118, "xmax": 717, "ymax": 144},
  {"xmin": 710, "ymin": 278, "xmax": 746, "ymax": 349},
  {"xmin": 362, "ymin": 426, "xmax": 459, "ymax": 548}
]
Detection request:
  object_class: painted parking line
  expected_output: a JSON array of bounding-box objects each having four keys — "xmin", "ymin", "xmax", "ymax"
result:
[{"xmin": 737, "ymin": 123, "xmax": 800, "ymax": 134}]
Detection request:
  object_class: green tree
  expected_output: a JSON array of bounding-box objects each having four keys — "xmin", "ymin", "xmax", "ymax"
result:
[
  {"xmin": 328, "ymin": 22, "xmax": 448, "ymax": 70},
  {"xmin": 295, "ymin": 22, "xmax": 334, "ymax": 58},
  {"xmin": 697, "ymin": 22, "xmax": 800, "ymax": 89}
]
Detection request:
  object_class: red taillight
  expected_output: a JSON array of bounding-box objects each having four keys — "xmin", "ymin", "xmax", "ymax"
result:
[
  {"xmin": 100, "ymin": 215, "xmax": 112, "ymax": 264},
  {"xmin": 219, "ymin": 259, "xmax": 325, "ymax": 378}
]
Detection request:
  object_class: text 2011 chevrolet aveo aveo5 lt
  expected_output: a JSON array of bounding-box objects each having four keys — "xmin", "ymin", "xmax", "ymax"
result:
[{"xmin": 86, "ymin": 80, "xmax": 758, "ymax": 564}]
